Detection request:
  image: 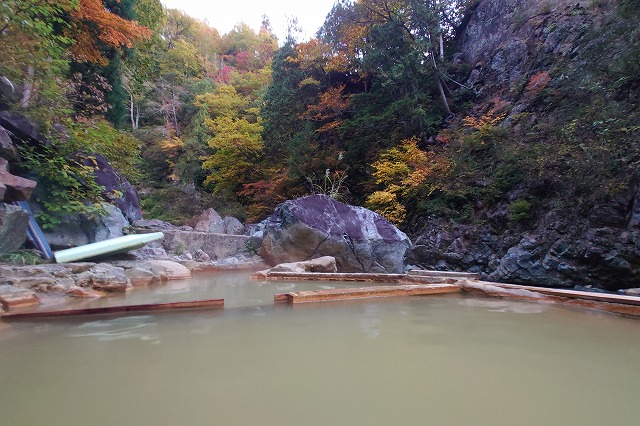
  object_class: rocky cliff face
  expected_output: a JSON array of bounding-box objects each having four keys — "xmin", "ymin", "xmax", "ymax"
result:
[{"xmin": 409, "ymin": 0, "xmax": 640, "ymax": 290}]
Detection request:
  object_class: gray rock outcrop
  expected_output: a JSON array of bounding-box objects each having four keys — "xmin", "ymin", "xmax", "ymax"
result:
[
  {"xmin": 0, "ymin": 125, "xmax": 18, "ymax": 161},
  {"xmin": 0, "ymin": 157, "xmax": 37, "ymax": 202},
  {"xmin": 193, "ymin": 208, "xmax": 225, "ymax": 233},
  {"xmin": 260, "ymin": 195, "xmax": 412, "ymax": 273},
  {"xmin": 0, "ymin": 204, "xmax": 28, "ymax": 255},
  {"xmin": 82, "ymin": 153, "xmax": 142, "ymax": 223},
  {"xmin": 268, "ymin": 256, "xmax": 338, "ymax": 274},
  {"xmin": 161, "ymin": 229, "xmax": 249, "ymax": 261},
  {"xmin": 193, "ymin": 208, "xmax": 246, "ymax": 235},
  {"xmin": 0, "ymin": 260, "xmax": 191, "ymax": 296},
  {"xmin": 406, "ymin": 0, "xmax": 640, "ymax": 291},
  {"xmin": 42, "ymin": 202, "xmax": 128, "ymax": 248},
  {"xmin": 0, "ymin": 110, "xmax": 46, "ymax": 145}
]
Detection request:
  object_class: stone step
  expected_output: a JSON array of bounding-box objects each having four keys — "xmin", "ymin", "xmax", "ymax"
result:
[{"xmin": 0, "ymin": 285, "xmax": 39, "ymax": 309}]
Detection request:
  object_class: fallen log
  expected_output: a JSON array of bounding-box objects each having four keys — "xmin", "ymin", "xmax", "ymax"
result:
[
  {"xmin": 275, "ymin": 284, "xmax": 460, "ymax": 304},
  {"xmin": 0, "ymin": 298, "xmax": 224, "ymax": 320}
]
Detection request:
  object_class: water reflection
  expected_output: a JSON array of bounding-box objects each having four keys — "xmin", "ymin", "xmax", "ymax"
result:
[
  {"xmin": 358, "ymin": 303, "xmax": 383, "ymax": 338},
  {"xmin": 459, "ymin": 298, "xmax": 548, "ymax": 314},
  {"xmin": 70, "ymin": 315, "xmax": 161, "ymax": 343}
]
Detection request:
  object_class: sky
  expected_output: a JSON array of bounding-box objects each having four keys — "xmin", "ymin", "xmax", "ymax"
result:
[{"xmin": 160, "ymin": 0, "xmax": 338, "ymax": 43}]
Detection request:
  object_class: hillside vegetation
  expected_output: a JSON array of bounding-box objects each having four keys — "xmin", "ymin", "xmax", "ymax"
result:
[{"xmin": 1, "ymin": 0, "xmax": 639, "ymax": 288}]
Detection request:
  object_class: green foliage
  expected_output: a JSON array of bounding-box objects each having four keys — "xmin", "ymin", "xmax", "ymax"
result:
[
  {"xmin": 307, "ymin": 168, "xmax": 348, "ymax": 202},
  {"xmin": 140, "ymin": 186, "xmax": 246, "ymax": 224},
  {"xmin": 174, "ymin": 242, "xmax": 185, "ymax": 255},
  {"xmin": 0, "ymin": 249, "xmax": 45, "ymax": 265},
  {"xmin": 261, "ymin": 41, "xmax": 306, "ymax": 160},
  {"xmin": 67, "ymin": 120, "xmax": 142, "ymax": 183},
  {"xmin": 0, "ymin": 0, "xmax": 75, "ymax": 122},
  {"xmin": 18, "ymin": 143, "xmax": 105, "ymax": 229},
  {"xmin": 202, "ymin": 116, "xmax": 264, "ymax": 193},
  {"xmin": 244, "ymin": 239, "xmax": 258, "ymax": 256},
  {"xmin": 508, "ymin": 199, "xmax": 533, "ymax": 222}
]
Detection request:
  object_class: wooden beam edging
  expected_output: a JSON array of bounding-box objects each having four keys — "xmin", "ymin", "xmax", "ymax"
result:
[
  {"xmin": 408, "ymin": 270, "xmax": 481, "ymax": 280},
  {"xmin": 460, "ymin": 281, "xmax": 640, "ymax": 317},
  {"xmin": 274, "ymin": 284, "xmax": 461, "ymax": 304},
  {"xmin": 251, "ymin": 271, "xmax": 470, "ymax": 283},
  {"xmin": 0, "ymin": 299, "xmax": 224, "ymax": 320},
  {"xmin": 253, "ymin": 271, "xmax": 409, "ymax": 282}
]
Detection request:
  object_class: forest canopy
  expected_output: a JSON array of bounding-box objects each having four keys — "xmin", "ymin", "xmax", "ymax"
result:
[{"xmin": 2, "ymin": 0, "xmax": 639, "ymax": 231}]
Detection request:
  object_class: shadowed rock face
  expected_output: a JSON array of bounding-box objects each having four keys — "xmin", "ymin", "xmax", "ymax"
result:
[
  {"xmin": 82, "ymin": 153, "xmax": 142, "ymax": 224},
  {"xmin": 0, "ymin": 157, "xmax": 36, "ymax": 202},
  {"xmin": 260, "ymin": 195, "xmax": 412, "ymax": 273},
  {"xmin": 0, "ymin": 204, "xmax": 28, "ymax": 255}
]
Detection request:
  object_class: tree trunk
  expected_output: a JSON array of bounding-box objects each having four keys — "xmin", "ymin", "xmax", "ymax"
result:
[
  {"xmin": 20, "ymin": 66, "xmax": 34, "ymax": 108},
  {"xmin": 171, "ymin": 92, "xmax": 180, "ymax": 137},
  {"xmin": 129, "ymin": 91, "xmax": 136, "ymax": 129},
  {"xmin": 430, "ymin": 52, "xmax": 452, "ymax": 115}
]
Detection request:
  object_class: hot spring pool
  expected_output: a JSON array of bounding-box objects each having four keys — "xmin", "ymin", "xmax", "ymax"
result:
[{"xmin": 1, "ymin": 271, "xmax": 638, "ymax": 425}]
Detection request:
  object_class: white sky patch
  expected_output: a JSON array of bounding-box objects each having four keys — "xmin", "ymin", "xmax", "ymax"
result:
[{"xmin": 160, "ymin": 0, "xmax": 338, "ymax": 43}]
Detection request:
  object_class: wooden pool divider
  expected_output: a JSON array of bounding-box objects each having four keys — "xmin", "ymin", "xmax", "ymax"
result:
[
  {"xmin": 0, "ymin": 299, "xmax": 224, "ymax": 320},
  {"xmin": 3, "ymin": 270, "xmax": 640, "ymax": 319},
  {"xmin": 274, "ymin": 284, "xmax": 460, "ymax": 303},
  {"xmin": 460, "ymin": 280, "xmax": 640, "ymax": 317},
  {"xmin": 265, "ymin": 270, "xmax": 640, "ymax": 316}
]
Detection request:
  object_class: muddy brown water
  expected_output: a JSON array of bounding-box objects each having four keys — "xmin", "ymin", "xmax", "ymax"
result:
[{"xmin": 1, "ymin": 271, "xmax": 639, "ymax": 425}]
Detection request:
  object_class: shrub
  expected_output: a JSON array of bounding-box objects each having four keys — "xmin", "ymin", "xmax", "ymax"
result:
[
  {"xmin": 67, "ymin": 120, "xmax": 142, "ymax": 183},
  {"xmin": 18, "ymin": 143, "xmax": 105, "ymax": 229},
  {"xmin": 509, "ymin": 199, "xmax": 533, "ymax": 222}
]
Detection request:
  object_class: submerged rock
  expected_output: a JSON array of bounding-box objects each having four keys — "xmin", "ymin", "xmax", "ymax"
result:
[{"xmin": 260, "ymin": 195, "xmax": 412, "ymax": 273}]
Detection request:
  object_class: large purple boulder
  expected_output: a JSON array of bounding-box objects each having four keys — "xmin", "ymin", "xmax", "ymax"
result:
[{"xmin": 260, "ymin": 195, "xmax": 412, "ymax": 273}]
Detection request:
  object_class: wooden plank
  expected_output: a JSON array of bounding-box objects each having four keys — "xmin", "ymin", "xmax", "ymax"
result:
[
  {"xmin": 402, "ymin": 275, "xmax": 458, "ymax": 285},
  {"xmin": 274, "ymin": 293, "xmax": 291, "ymax": 303},
  {"xmin": 254, "ymin": 272, "xmax": 408, "ymax": 282},
  {"xmin": 274, "ymin": 284, "xmax": 460, "ymax": 304},
  {"xmin": 465, "ymin": 281, "xmax": 640, "ymax": 306},
  {"xmin": 460, "ymin": 281, "xmax": 640, "ymax": 317},
  {"xmin": 408, "ymin": 270, "xmax": 481, "ymax": 280},
  {"xmin": 0, "ymin": 298, "xmax": 224, "ymax": 320}
]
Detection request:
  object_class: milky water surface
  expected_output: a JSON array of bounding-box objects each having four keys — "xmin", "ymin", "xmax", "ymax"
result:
[{"xmin": 0, "ymin": 272, "xmax": 639, "ymax": 425}]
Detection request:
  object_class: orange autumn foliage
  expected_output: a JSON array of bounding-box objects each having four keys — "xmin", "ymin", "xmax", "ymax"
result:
[
  {"xmin": 69, "ymin": 0, "xmax": 152, "ymax": 65},
  {"xmin": 301, "ymin": 85, "xmax": 351, "ymax": 133},
  {"xmin": 525, "ymin": 70, "xmax": 551, "ymax": 97}
]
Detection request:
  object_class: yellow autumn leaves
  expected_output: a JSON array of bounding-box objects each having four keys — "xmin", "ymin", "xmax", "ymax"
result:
[{"xmin": 366, "ymin": 138, "xmax": 451, "ymax": 224}]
